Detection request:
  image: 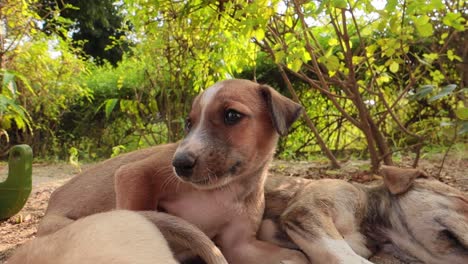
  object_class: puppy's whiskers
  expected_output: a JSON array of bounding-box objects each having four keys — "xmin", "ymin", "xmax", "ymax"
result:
[{"xmin": 159, "ymin": 165, "xmax": 177, "ymax": 190}]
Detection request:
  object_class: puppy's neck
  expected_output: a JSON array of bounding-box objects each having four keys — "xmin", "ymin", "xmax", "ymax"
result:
[{"xmin": 235, "ymin": 157, "xmax": 271, "ymax": 204}]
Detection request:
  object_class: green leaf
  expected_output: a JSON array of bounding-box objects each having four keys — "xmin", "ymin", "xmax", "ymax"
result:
[
  {"xmin": 289, "ymin": 58, "xmax": 303, "ymax": 72},
  {"xmin": 455, "ymin": 107, "xmax": 468, "ymax": 120},
  {"xmin": 413, "ymin": 15, "xmax": 433, "ymax": 37},
  {"xmin": 389, "ymin": 61, "xmax": 399, "ymax": 73},
  {"xmin": 253, "ymin": 28, "xmax": 265, "ymax": 41},
  {"xmin": 328, "ymin": 38, "xmax": 339, "ymax": 46},
  {"xmin": 447, "ymin": 49, "xmax": 462, "ymax": 62},
  {"xmin": 275, "ymin": 50, "xmax": 286, "ymax": 63},
  {"xmin": 321, "ymin": 55, "xmax": 340, "ymax": 72},
  {"xmin": 104, "ymin": 98, "xmax": 119, "ymax": 119},
  {"xmin": 332, "ymin": 0, "xmax": 347, "ymax": 9},
  {"xmin": 442, "ymin": 12, "xmax": 465, "ymax": 31},
  {"xmin": 428, "ymin": 84, "xmax": 457, "ymax": 102},
  {"xmin": 385, "ymin": 0, "xmax": 398, "ymax": 12},
  {"xmin": 423, "ymin": 53, "xmax": 438, "ymax": 63},
  {"xmin": 410, "ymin": 85, "xmax": 434, "ymax": 101}
]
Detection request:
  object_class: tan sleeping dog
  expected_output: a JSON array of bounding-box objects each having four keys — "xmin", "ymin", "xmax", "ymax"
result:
[
  {"xmin": 259, "ymin": 165, "xmax": 468, "ymax": 264},
  {"xmin": 8, "ymin": 210, "xmax": 177, "ymax": 264},
  {"xmin": 37, "ymin": 79, "xmax": 307, "ymax": 263}
]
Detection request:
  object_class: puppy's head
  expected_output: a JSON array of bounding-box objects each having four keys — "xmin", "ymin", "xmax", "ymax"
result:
[{"xmin": 172, "ymin": 79, "xmax": 302, "ymax": 189}]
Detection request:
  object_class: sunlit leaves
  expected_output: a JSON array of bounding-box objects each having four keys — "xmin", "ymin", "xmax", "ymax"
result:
[
  {"xmin": 389, "ymin": 61, "xmax": 399, "ymax": 73},
  {"xmin": 253, "ymin": 28, "xmax": 266, "ymax": 41},
  {"xmin": 289, "ymin": 59, "xmax": 303, "ymax": 72},
  {"xmin": 413, "ymin": 15, "xmax": 433, "ymax": 37},
  {"xmin": 2, "ymin": 0, "xmax": 465, "ymax": 159},
  {"xmin": 318, "ymin": 55, "xmax": 340, "ymax": 72},
  {"xmin": 447, "ymin": 49, "xmax": 462, "ymax": 62},
  {"xmin": 423, "ymin": 53, "xmax": 438, "ymax": 64},
  {"xmin": 0, "ymin": 94, "xmax": 32, "ymax": 132},
  {"xmin": 332, "ymin": 0, "xmax": 347, "ymax": 9},
  {"xmin": 442, "ymin": 12, "xmax": 465, "ymax": 31},
  {"xmin": 385, "ymin": 0, "xmax": 398, "ymax": 13},
  {"xmin": 104, "ymin": 99, "xmax": 119, "ymax": 119},
  {"xmin": 429, "ymin": 70, "xmax": 444, "ymax": 83},
  {"xmin": 328, "ymin": 38, "xmax": 339, "ymax": 46},
  {"xmin": 376, "ymin": 73, "xmax": 392, "ymax": 85}
]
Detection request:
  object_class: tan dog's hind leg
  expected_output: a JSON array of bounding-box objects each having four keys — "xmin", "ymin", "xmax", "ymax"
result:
[{"xmin": 282, "ymin": 208, "xmax": 373, "ymax": 264}]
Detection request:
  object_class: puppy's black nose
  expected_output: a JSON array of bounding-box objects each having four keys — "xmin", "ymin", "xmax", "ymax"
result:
[{"xmin": 172, "ymin": 152, "xmax": 196, "ymax": 178}]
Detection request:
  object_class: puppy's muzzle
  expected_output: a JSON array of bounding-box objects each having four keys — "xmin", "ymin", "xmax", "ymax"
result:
[{"xmin": 172, "ymin": 152, "xmax": 197, "ymax": 179}]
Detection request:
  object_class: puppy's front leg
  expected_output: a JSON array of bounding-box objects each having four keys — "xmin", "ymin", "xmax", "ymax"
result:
[{"xmin": 115, "ymin": 163, "xmax": 155, "ymax": 210}]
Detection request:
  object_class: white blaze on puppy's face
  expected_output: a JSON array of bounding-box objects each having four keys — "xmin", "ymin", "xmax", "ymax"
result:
[
  {"xmin": 200, "ymin": 83, "xmax": 223, "ymax": 108},
  {"xmin": 190, "ymin": 82, "xmax": 224, "ymax": 140},
  {"xmin": 199, "ymin": 83, "xmax": 223, "ymax": 121}
]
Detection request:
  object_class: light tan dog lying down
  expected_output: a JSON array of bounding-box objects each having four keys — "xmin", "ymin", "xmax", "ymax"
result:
[
  {"xmin": 8, "ymin": 210, "xmax": 177, "ymax": 264},
  {"xmin": 259, "ymin": 166, "xmax": 468, "ymax": 264}
]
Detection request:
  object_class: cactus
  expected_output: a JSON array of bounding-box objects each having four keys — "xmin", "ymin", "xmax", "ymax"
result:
[{"xmin": 0, "ymin": 145, "xmax": 33, "ymax": 220}]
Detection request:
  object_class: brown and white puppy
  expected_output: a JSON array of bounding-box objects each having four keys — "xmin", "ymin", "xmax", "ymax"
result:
[
  {"xmin": 259, "ymin": 166, "xmax": 468, "ymax": 264},
  {"xmin": 37, "ymin": 79, "xmax": 307, "ymax": 264},
  {"xmin": 8, "ymin": 210, "xmax": 177, "ymax": 264}
]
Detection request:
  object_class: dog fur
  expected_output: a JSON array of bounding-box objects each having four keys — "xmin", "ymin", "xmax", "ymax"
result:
[
  {"xmin": 36, "ymin": 143, "xmax": 226, "ymax": 264},
  {"xmin": 36, "ymin": 79, "xmax": 307, "ymax": 264},
  {"xmin": 8, "ymin": 210, "xmax": 178, "ymax": 264},
  {"xmin": 258, "ymin": 165, "xmax": 468, "ymax": 264}
]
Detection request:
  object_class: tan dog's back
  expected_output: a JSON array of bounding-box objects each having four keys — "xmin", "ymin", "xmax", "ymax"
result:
[
  {"xmin": 37, "ymin": 143, "xmax": 177, "ymax": 236},
  {"xmin": 8, "ymin": 210, "xmax": 177, "ymax": 264}
]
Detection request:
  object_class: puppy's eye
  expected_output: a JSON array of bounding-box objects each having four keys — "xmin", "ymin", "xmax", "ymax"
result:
[
  {"xmin": 185, "ymin": 117, "xmax": 192, "ymax": 132},
  {"xmin": 224, "ymin": 109, "xmax": 243, "ymax": 125}
]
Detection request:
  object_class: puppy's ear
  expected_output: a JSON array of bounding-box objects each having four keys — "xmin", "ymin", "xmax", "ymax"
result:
[
  {"xmin": 380, "ymin": 165, "xmax": 428, "ymax": 194},
  {"xmin": 260, "ymin": 85, "xmax": 303, "ymax": 136}
]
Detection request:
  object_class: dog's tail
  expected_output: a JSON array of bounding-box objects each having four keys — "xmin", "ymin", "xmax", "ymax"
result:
[{"xmin": 139, "ymin": 211, "xmax": 228, "ymax": 264}]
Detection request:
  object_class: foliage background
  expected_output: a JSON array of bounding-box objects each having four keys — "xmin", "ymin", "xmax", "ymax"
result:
[{"xmin": 0, "ymin": 0, "xmax": 466, "ymax": 170}]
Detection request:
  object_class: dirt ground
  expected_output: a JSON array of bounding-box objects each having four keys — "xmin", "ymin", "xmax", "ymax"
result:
[{"xmin": 0, "ymin": 153, "xmax": 466, "ymax": 263}]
